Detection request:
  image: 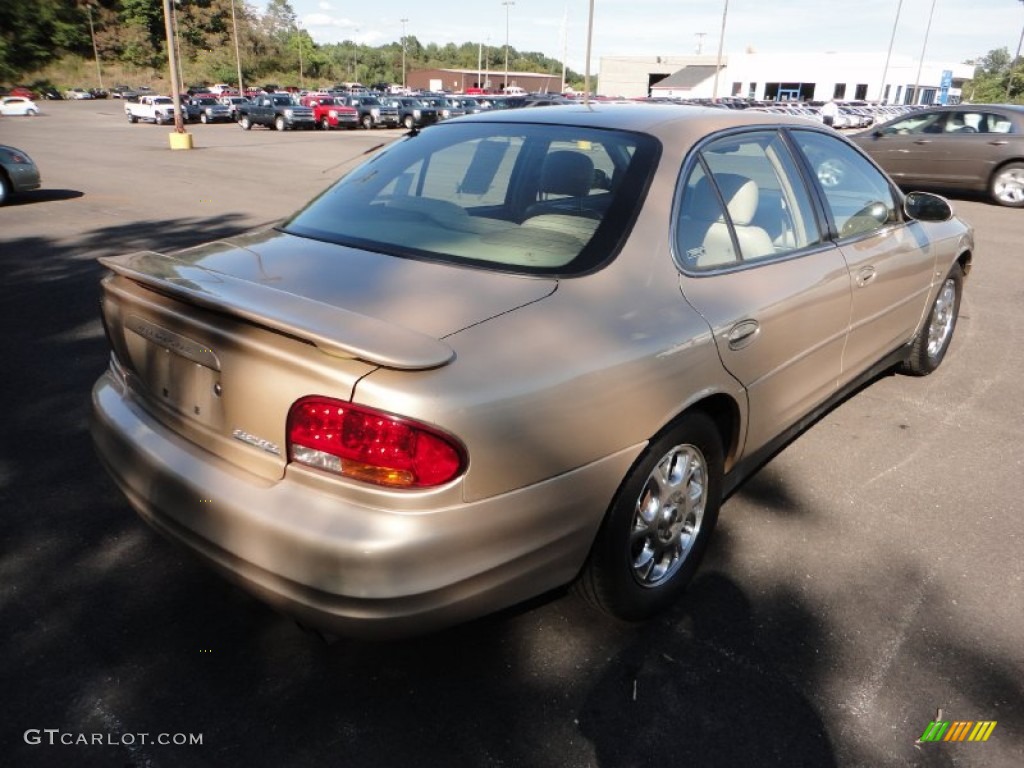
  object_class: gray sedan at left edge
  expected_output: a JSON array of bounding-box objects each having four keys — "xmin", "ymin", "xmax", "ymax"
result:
[{"xmin": 0, "ymin": 144, "xmax": 42, "ymax": 205}]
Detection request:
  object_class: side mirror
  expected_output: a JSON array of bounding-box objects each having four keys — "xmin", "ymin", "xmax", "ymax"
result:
[{"xmin": 904, "ymin": 191, "xmax": 953, "ymax": 222}]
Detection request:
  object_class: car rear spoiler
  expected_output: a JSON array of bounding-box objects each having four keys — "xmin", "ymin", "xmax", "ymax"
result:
[{"xmin": 98, "ymin": 251, "xmax": 455, "ymax": 370}]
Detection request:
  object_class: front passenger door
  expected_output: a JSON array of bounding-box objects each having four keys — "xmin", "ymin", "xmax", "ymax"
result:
[{"xmin": 790, "ymin": 129, "xmax": 937, "ymax": 385}]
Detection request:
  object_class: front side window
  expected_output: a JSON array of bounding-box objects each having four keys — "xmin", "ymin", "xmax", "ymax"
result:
[
  {"xmin": 790, "ymin": 130, "xmax": 898, "ymax": 239},
  {"xmin": 283, "ymin": 122, "xmax": 658, "ymax": 275},
  {"xmin": 676, "ymin": 130, "xmax": 823, "ymax": 271}
]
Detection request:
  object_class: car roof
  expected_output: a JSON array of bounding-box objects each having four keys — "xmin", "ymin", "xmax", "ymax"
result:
[{"xmin": 455, "ymin": 102, "xmax": 820, "ymax": 143}]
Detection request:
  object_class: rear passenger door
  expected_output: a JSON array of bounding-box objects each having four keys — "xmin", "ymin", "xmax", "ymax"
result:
[{"xmin": 674, "ymin": 129, "xmax": 852, "ymax": 456}]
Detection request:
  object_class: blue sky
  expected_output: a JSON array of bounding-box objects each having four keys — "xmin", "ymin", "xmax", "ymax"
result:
[{"xmin": 290, "ymin": 0, "xmax": 1023, "ymax": 74}]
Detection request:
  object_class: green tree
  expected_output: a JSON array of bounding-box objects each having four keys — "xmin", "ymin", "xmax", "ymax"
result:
[{"xmin": 963, "ymin": 47, "xmax": 1024, "ymax": 103}]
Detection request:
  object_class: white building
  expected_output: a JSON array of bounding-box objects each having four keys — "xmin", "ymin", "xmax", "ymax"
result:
[{"xmin": 598, "ymin": 52, "xmax": 974, "ymax": 105}]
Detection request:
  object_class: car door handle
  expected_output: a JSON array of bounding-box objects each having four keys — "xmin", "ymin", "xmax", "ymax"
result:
[
  {"xmin": 856, "ymin": 266, "xmax": 877, "ymax": 287},
  {"xmin": 913, "ymin": 139, "xmax": 932, "ymax": 145},
  {"xmin": 988, "ymin": 140, "xmax": 1008, "ymax": 146},
  {"xmin": 726, "ymin": 319, "xmax": 760, "ymax": 350}
]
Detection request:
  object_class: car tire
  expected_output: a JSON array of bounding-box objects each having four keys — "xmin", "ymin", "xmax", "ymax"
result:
[
  {"xmin": 200, "ymin": 113, "xmax": 209, "ymax": 124},
  {"xmin": 362, "ymin": 115, "xmax": 373, "ymax": 130},
  {"xmin": 0, "ymin": 172, "xmax": 10, "ymax": 206},
  {"xmin": 275, "ymin": 116, "xmax": 287, "ymax": 131},
  {"xmin": 321, "ymin": 117, "xmax": 331, "ymax": 131},
  {"xmin": 127, "ymin": 112, "xmax": 137, "ymax": 123},
  {"xmin": 989, "ymin": 162, "xmax": 1024, "ymax": 208},
  {"xmin": 403, "ymin": 115, "xmax": 414, "ymax": 130},
  {"xmin": 27, "ymin": 108, "xmax": 38, "ymax": 116},
  {"xmin": 900, "ymin": 263, "xmax": 963, "ymax": 377},
  {"xmin": 240, "ymin": 116, "xmax": 251, "ymax": 130},
  {"xmin": 576, "ymin": 412, "xmax": 724, "ymax": 621}
]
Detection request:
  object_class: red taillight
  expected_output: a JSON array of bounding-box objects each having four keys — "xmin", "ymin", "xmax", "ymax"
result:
[{"xmin": 286, "ymin": 396, "xmax": 465, "ymax": 489}]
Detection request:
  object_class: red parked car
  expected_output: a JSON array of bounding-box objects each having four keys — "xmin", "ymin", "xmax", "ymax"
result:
[{"xmin": 302, "ymin": 96, "xmax": 359, "ymax": 130}]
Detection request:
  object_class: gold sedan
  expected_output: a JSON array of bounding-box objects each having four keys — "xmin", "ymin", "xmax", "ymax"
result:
[{"xmin": 91, "ymin": 105, "xmax": 973, "ymax": 637}]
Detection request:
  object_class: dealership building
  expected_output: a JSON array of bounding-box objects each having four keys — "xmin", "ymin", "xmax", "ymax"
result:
[{"xmin": 598, "ymin": 51, "xmax": 974, "ymax": 104}]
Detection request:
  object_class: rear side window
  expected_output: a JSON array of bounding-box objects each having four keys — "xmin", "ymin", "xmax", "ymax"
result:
[
  {"xmin": 676, "ymin": 130, "xmax": 822, "ymax": 271},
  {"xmin": 283, "ymin": 122, "xmax": 659, "ymax": 275}
]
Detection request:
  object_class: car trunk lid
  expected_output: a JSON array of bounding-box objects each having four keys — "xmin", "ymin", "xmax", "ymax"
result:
[{"xmin": 98, "ymin": 230, "xmax": 556, "ymax": 480}]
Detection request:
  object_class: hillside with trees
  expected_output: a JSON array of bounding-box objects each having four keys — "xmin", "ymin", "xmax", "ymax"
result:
[{"xmin": 0, "ymin": 0, "xmax": 580, "ymax": 90}]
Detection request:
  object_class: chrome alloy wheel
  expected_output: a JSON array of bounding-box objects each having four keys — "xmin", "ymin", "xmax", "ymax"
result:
[
  {"xmin": 927, "ymin": 277, "xmax": 957, "ymax": 358},
  {"xmin": 630, "ymin": 444, "xmax": 708, "ymax": 587},
  {"xmin": 993, "ymin": 166, "xmax": 1024, "ymax": 206}
]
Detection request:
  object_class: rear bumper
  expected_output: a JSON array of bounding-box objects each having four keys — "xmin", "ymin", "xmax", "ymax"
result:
[{"xmin": 91, "ymin": 368, "xmax": 640, "ymax": 637}]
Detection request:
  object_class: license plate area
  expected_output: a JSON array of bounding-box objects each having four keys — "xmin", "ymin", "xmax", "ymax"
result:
[{"xmin": 124, "ymin": 322, "xmax": 224, "ymax": 430}]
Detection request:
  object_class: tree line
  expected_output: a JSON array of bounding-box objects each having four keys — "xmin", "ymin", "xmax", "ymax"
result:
[
  {"xmin": 0, "ymin": 0, "xmax": 580, "ymax": 89},
  {"xmin": 966, "ymin": 48, "xmax": 1024, "ymax": 103}
]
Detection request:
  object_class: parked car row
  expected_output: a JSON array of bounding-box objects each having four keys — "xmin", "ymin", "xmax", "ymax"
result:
[{"xmin": 113, "ymin": 88, "xmax": 1024, "ymax": 208}]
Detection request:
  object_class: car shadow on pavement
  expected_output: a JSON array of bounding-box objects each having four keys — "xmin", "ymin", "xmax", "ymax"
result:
[{"xmin": 5, "ymin": 189, "xmax": 84, "ymax": 205}]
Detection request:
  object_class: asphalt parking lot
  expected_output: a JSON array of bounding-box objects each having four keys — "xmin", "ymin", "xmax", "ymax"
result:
[{"xmin": 1, "ymin": 100, "xmax": 1022, "ymax": 768}]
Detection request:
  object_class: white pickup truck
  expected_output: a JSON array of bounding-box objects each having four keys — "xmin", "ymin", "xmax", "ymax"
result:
[{"xmin": 125, "ymin": 95, "xmax": 178, "ymax": 125}]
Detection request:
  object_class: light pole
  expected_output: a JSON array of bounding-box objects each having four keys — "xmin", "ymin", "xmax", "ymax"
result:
[
  {"xmin": 352, "ymin": 29, "xmax": 360, "ymax": 82},
  {"xmin": 1016, "ymin": 0, "xmax": 1024, "ymax": 61},
  {"xmin": 911, "ymin": 0, "xmax": 937, "ymax": 105},
  {"xmin": 878, "ymin": 0, "xmax": 903, "ymax": 103},
  {"xmin": 584, "ymin": 0, "xmax": 593, "ymax": 103},
  {"xmin": 503, "ymin": 1, "xmax": 515, "ymax": 91},
  {"xmin": 401, "ymin": 18, "xmax": 409, "ymax": 88},
  {"xmin": 1010, "ymin": 0, "xmax": 1024, "ymax": 98},
  {"xmin": 85, "ymin": 2, "xmax": 104, "ymax": 91},
  {"xmin": 712, "ymin": 0, "xmax": 729, "ymax": 99},
  {"xmin": 161, "ymin": 0, "xmax": 186, "ymax": 137},
  {"xmin": 230, "ymin": 0, "xmax": 244, "ymax": 94},
  {"xmin": 171, "ymin": 0, "xmax": 185, "ymax": 92},
  {"xmin": 296, "ymin": 21, "xmax": 304, "ymax": 89}
]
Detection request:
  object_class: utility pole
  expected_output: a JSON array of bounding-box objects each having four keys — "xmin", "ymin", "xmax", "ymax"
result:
[{"xmin": 503, "ymin": 1, "xmax": 515, "ymax": 90}]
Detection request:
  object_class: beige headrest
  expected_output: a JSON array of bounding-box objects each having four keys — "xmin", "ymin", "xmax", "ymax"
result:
[{"xmin": 688, "ymin": 173, "xmax": 760, "ymax": 226}]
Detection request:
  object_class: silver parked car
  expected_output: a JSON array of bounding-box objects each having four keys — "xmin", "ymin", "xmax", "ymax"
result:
[{"xmin": 92, "ymin": 105, "xmax": 973, "ymax": 637}]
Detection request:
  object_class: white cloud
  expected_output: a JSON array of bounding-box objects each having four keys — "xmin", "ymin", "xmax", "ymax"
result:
[{"xmin": 318, "ymin": 1, "xmax": 333, "ymax": 9}]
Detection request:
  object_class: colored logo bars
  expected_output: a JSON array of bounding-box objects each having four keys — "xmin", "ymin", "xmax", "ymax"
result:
[{"xmin": 919, "ymin": 720, "xmax": 997, "ymax": 743}]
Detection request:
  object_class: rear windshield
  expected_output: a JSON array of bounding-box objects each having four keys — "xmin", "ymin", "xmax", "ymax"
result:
[{"xmin": 282, "ymin": 121, "xmax": 659, "ymax": 275}]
